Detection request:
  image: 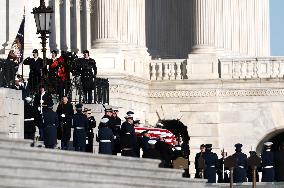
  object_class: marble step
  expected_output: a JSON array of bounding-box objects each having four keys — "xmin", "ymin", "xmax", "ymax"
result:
[{"xmin": 0, "ymin": 165, "xmax": 204, "ymax": 188}]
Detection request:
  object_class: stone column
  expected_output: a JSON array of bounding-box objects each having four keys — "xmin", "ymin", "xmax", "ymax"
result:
[{"xmin": 49, "ymin": 0, "xmax": 60, "ymax": 51}]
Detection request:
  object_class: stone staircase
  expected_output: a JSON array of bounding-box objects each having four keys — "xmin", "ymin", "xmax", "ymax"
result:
[{"xmin": 0, "ymin": 132, "xmax": 206, "ymax": 188}]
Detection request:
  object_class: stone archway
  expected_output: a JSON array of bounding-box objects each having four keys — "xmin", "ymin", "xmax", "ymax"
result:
[{"xmin": 256, "ymin": 128, "xmax": 284, "ymax": 153}]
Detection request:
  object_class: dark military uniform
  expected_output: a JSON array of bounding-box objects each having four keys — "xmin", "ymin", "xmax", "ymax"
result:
[
  {"xmin": 120, "ymin": 121, "xmax": 137, "ymax": 156},
  {"xmin": 143, "ymin": 141, "xmax": 162, "ymax": 160},
  {"xmin": 97, "ymin": 121, "xmax": 113, "ymax": 155},
  {"xmin": 3, "ymin": 58, "xmax": 17, "ymax": 87},
  {"xmin": 23, "ymin": 57, "xmax": 45, "ymax": 93},
  {"xmin": 86, "ymin": 116, "xmax": 96, "ymax": 153},
  {"xmin": 24, "ymin": 102, "xmax": 36, "ymax": 140},
  {"xmin": 261, "ymin": 150, "xmax": 275, "ymax": 182},
  {"xmin": 195, "ymin": 151, "xmax": 205, "ymax": 178},
  {"xmin": 109, "ymin": 116, "xmax": 121, "ymax": 155},
  {"xmin": 56, "ymin": 102, "xmax": 74, "ymax": 150},
  {"xmin": 232, "ymin": 144, "xmax": 248, "ymax": 183},
  {"xmin": 42, "ymin": 107, "xmax": 59, "ymax": 148},
  {"xmin": 203, "ymin": 145, "xmax": 219, "ymax": 183},
  {"xmin": 72, "ymin": 111, "xmax": 89, "ymax": 151},
  {"xmin": 155, "ymin": 140, "xmax": 173, "ymax": 168},
  {"xmin": 274, "ymin": 146, "xmax": 284, "ymax": 182},
  {"xmin": 80, "ymin": 58, "xmax": 97, "ymax": 103},
  {"xmin": 217, "ymin": 157, "xmax": 230, "ymax": 183}
]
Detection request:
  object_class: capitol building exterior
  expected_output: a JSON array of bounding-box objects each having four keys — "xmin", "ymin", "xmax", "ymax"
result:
[{"xmin": 1, "ymin": 0, "xmax": 284, "ymax": 176}]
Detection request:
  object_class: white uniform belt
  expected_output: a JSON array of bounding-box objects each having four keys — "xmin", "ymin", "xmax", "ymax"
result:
[
  {"xmin": 100, "ymin": 140, "xmax": 111, "ymax": 143},
  {"xmin": 210, "ymin": 165, "xmax": 215, "ymax": 168},
  {"xmin": 238, "ymin": 166, "xmax": 244, "ymax": 168},
  {"xmin": 24, "ymin": 118, "xmax": 34, "ymax": 121},
  {"xmin": 264, "ymin": 166, "xmax": 273, "ymax": 168},
  {"xmin": 75, "ymin": 127, "xmax": 84, "ymax": 129}
]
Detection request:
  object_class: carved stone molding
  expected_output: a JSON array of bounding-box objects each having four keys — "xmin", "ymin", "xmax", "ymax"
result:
[
  {"xmin": 109, "ymin": 84, "xmax": 148, "ymax": 98},
  {"xmin": 149, "ymin": 89, "xmax": 284, "ymax": 98}
]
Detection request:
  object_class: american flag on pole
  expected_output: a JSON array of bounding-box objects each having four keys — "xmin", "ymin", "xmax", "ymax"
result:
[{"xmin": 135, "ymin": 127, "xmax": 177, "ymax": 146}]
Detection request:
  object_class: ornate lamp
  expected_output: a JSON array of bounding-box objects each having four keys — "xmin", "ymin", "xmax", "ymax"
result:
[{"xmin": 32, "ymin": 0, "xmax": 53, "ymax": 69}]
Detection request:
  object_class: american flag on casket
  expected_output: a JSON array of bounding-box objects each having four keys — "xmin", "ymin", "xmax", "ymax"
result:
[{"xmin": 135, "ymin": 127, "xmax": 176, "ymax": 145}]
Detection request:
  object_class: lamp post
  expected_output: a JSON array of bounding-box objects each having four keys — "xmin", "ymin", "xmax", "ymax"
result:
[{"xmin": 31, "ymin": 0, "xmax": 53, "ymax": 72}]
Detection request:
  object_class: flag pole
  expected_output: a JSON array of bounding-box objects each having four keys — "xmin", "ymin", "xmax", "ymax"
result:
[{"xmin": 21, "ymin": 7, "xmax": 25, "ymax": 80}]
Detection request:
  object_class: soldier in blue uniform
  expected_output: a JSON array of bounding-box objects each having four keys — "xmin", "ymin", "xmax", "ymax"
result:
[
  {"xmin": 23, "ymin": 49, "xmax": 46, "ymax": 93},
  {"xmin": 97, "ymin": 118, "xmax": 113, "ymax": 155},
  {"xmin": 42, "ymin": 101, "xmax": 59, "ymax": 149},
  {"xmin": 24, "ymin": 97, "xmax": 36, "ymax": 140},
  {"xmin": 261, "ymin": 142, "xmax": 275, "ymax": 182},
  {"xmin": 203, "ymin": 144, "xmax": 219, "ymax": 183},
  {"xmin": 195, "ymin": 144, "xmax": 206, "ymax": 178},
  {"xmin": 72, "ymin": 103, "xmax": 89, "ymax": 152},
  {"xmin": 247, "ymin": 151, "xmax": 260, "ymax": 182},
  {"xmin": 110, "ymin": 107, "xmax": 121, "ymax": 155},
  {"xmin": 232, "ymin": 143, "xmax": 248, "ymax": 183}
]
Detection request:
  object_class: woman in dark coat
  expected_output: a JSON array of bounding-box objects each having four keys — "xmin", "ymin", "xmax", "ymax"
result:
[{"xmin": 42, "ymin": 103, "xmax": 59, "ymax": 148}]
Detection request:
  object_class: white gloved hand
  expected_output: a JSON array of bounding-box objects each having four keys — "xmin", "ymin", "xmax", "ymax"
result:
[
  {"xmin": 61, "ymin": 114, "xmax": 66, "ymax": 118},
  {"xmin": 40, "ymin": 100, "xmax": 44, "ymax": 104},
  {"xmin": 38, "ymin": 107, "xmax": 41, "ymax": 111}
]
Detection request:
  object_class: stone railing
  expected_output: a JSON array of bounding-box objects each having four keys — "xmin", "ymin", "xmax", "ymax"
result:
[
  {"xmin": 150, "ymin": 59, "xmax": 187, "ymax": 80},
  {"xmin": 219, "ymin": 57, "xmax": 284, "ymax": 79}
]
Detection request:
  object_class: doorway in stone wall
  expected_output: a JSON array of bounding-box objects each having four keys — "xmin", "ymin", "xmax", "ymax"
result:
[{"xmin": 256, "ymin": 128, "xmax": 284, "ymax": 153}]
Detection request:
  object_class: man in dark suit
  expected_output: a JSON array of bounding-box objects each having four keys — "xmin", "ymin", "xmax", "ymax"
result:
[
  {"xmin": 56, "ymin": 96, "xmax": 74, "ymax": 150},
  {"xmin": 23, "ymin": 49, "xmax": 46, "ymax": 93},
  {"xmin": 261, "ymin": 142, "xmax": 275, "ymax": 182},
  {"xmin": 232, "ymin": 143, "xmax": 248, "ymax": 183},
  {"xmin": 274, "ymin": 142, "xmax": 284, "ymax": 182},
  {"xmin": 42, "ymin": 101, "xmax": 59, "ymax": 149},
  {"xmin": 195, "ymin": 144, "xmax": 206, "ymax": 178},
  {"xmin": 72, "ymin": 103, "xmax": 89, "ymax": 152},
  {"xmin": 203, "ymin": 144, "xmax": 219, "ymax": 183}
]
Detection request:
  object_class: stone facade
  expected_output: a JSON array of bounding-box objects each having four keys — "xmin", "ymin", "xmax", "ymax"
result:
[{"xmin": 1, "ymin": 0, "xmax": 283, "ymax": 177}]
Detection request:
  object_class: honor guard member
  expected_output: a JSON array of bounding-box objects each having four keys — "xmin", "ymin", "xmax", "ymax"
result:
[
  {"xmin": 84, "ymin": 108, "xmax": 96, "ymax": 153},
  {"xmin": 33, "ymin": 85, "xmax": 53, "ymax": 141},
  {"xmin": 247, "ymin": 151, "xmax": 260, "ymax": 182},
  {"xmin": 72, "ymin": 103, "xmax": 89, "ymax": 152},
  {"xmin": 261, "ymin": 142, "xmax": 275, "ymax": 182},
  {"xmin": 3, "ymin": 51, "xmax": 17, "ymax": 88},
  {"xmin": 120, "ymin": 113, "xmax": 137, "ymax": 157},
  {"xmin": 274, "ymin": 142, "xmax": 284, "ymax": 182},
  {"xmin": 195, "ymin": 144, "xmax": 206, "ymax": 178},
  {"xmin": 23, "ymin": 49, "xmax": 45, "ymax": 93},
  {"xmin": 155, "ymin": 133, "xmax": 173, "ymax": 168},
  {"xmin": 217, "ymin": 149, "xmax": 230, "ymax": 183},
  {"xmin": 203, "ymin": 144, "xmax": 219, "ymax": 183},
  {"xmin": 97, "ymin": 118, "xmax": 113, "ymax": 155},
  {"xmin": 80, "ymin": 50, "xmax": 97, "ymax": 104},
  {"xmin": 47, "ymin": 50, "xmax": 59, "ymax": 94},
  {"xmin": 24, "ymin": 97, "xmax": 36, "ymax": 140},
  {"xmin": 232, "ymin": 143, "xmax": 248, "ymax": 183},
  {"xmin": 42, "ymin": 100, "xmax": 59, "ymax": 149},
  {"xmin": 143, "ymin": 139, "xmax": 161, "ymax": 160},
  {"xmin": 56, "ymin": 96, "xmax": 74, "ymax": 150},
  {"xmin": 110, "ymin": 107, "xmax": 121, "ymax": 155}
]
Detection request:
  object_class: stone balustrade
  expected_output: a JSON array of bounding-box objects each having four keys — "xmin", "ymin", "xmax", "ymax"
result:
[
  {"xmin": 219, "ymin": 57, "xmax": 284, "ymax": 79},
  {"xmin": 150, "ymin": 59, "xmax": 186, "ymax": 80}
]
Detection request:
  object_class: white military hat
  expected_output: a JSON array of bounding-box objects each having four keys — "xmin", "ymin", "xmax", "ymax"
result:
[
  {"xmin": 25, "ymin": 97, "xmax": 32, "ymax": 103},
  {"xmin": 100, "ymin": 118, "xmax": 109, "ymax": 124},
  {"xmin": 148, "ymin": 140, "xmax": 157, "ymax": 145},
  {"xmin": 264, "ymin": 141, "xmax": 273, "ymax": 147}
]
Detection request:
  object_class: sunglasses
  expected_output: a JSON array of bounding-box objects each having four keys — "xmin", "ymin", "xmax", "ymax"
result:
[{"xmin": 88, "ymin": 113, "xmax": 91, "ymax": 114}]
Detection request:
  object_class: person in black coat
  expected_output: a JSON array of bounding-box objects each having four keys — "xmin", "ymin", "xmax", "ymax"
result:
[
  {"xmin": 217, "ymin": 149, "xmax": 230, "ymax": 183},
  {"xmin": 84, "ymin": 108, "xmax": 96, "ymax": 153},
  {"xmin": 97, "ymin": 118, "xmax": 113, "ymax": 155},
  {"xmin": 274, "ymin": 142, "xmax": 284, "ymax": 182},
  {"xmin": 155, "ymin": 134, "xmax": 173, "ymax": 168},
  {"xmin": 80, "ymin": 50, "xmax": 97, "ymax": 104},
  {"xmin": 261, "ymin": 142, "xmax": 275, "ymax": 182},
  {"xmin": 203, "ymin": 144, "xmax": 219, "ymax": 183},
  {"xmin": 56, "ymin": 96, "xmax": 74, "ymax": 150},
  {"xmin": 24, "ymin": 97, "xmax": 36, "ymax": 140},
  {"xmin": 247, "ymin": 151, "xmax": 260, "ymax": 182},
  {"xmin": 195, "ymin": 144, "xmax": 206, "ymax": 178},
  {"xmin": 232, "ymin": 143, "xmax": 248, "ymax": 183},
  {"xmin": 72, "ymin": 103, "xmax": 89, "ymax": 152},
  {"xmin": 23, "ymin": 49, "xmax": 46, "ymax": 93},
  {"xmin": 33, "ymin": 85, "xmax": 53, "ymax": 141},
  {"xmin": 3, "ymin": 52, "xmax": 17, "ymax": 88},
  {"xmin": 42, "ymin": 101, "xmax": 59, "ymax": 148}
]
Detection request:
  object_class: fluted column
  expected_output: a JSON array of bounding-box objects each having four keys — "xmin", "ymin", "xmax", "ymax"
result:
[
  {"xmin": 65, "ymin": 0, "xmax": 71, "ymax": 51},
  {"xmin": 191, "ymin": 0, "xmax": 216, "ymax": 53},
  {"xmin": 49, "ymin": 0, "xmax": 60, "ymax": 51}
]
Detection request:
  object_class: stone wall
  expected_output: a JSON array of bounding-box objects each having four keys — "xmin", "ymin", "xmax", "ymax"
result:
[{"xmin": 0, "ymin": 88, "xmax": 24, "ymax": 138}]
